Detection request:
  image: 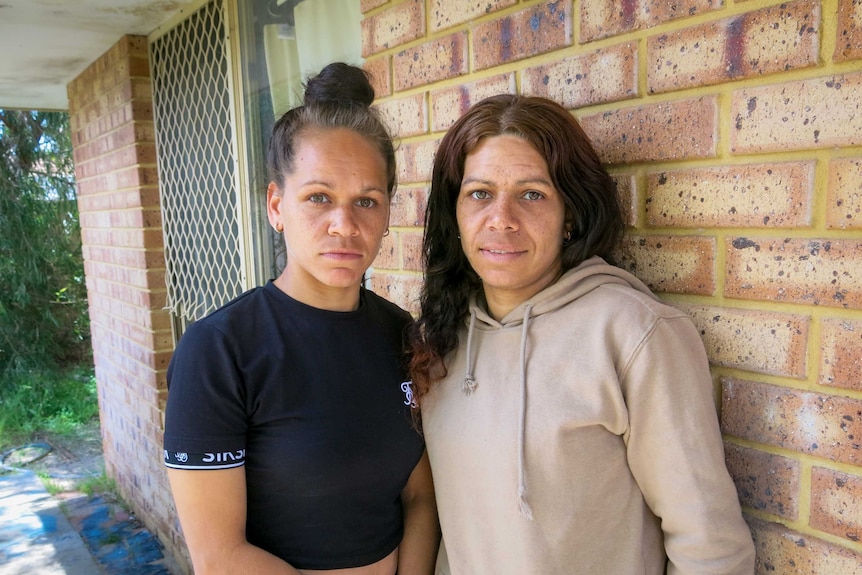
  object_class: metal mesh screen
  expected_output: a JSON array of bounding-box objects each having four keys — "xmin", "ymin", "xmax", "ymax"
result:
[{"xmin": 150, "ymin": 0, "xmax": 244, "ymax": 323}]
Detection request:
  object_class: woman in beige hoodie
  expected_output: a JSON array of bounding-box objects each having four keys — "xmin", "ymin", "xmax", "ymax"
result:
[{"xmin": 409, "ymin": 94, "xmax": 755, "ymax": 575}]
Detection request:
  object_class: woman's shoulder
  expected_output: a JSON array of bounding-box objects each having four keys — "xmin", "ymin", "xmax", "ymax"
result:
[{"xmin": 363, "ymin": 288, "xmax": 413, "ymax": 325}]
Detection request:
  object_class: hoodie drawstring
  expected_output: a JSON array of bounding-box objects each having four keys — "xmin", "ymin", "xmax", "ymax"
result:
[
  {"xmin": 517, "ymin": 304, "xmax": 534, "ymax": 520},
  {"xmin": 462, "ymin": 309, "xmax": 478, "ymax": 395}
]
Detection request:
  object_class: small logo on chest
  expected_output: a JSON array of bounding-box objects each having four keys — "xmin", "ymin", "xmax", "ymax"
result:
[{"xmin": 401, "ymin": 381, "xmax": 418, "ymax": 409}]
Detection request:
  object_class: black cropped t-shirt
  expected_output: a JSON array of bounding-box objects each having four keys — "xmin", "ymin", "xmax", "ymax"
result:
[{"xmin": 163, "ymin": 282, "xmax": 424, "ymax": 569}]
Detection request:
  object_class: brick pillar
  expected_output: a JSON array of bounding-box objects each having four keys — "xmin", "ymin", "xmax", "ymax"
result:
[{"xmin": 67, "ymin": 35, "xmax": 188, "ymax": 574}]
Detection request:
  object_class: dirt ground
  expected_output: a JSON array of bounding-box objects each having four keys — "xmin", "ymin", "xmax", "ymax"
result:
[{"xmin": 1, "ymin": 420, "xmax": 105, "ymax": 490}]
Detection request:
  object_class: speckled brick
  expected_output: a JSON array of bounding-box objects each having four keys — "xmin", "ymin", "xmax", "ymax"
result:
[
  {"xmin": 579, "ymin": 96, "xmax": 718, "ymax": 165},
  {"xmin": 827, "ymin": 157, "xmax": 862, "ymax": 230},
  {"xmin": 724, "ymin": 442, "xmax": 799, "ymax": 520},
  {"xmin": 390, "ymin": 186, "xmax": 428, "ymax": 227},
  {"xmin": 429, "ymin": 0, "xmax": 517, "ymax": 32},
  {"xmin": 835, "ymin": 0, "xmax": 862, "ymax": 62},
  {"xmin": 648, "ymin": 1, "xmax": 819, "ymax": 94},
  {"xmin": 401, "ymin": 231, "xmax": 424, "ymax": 272},
  {"xmin": 748, "ymin": 516, "xmax": 862, "ymax": 574},
  {"xmin": 725, "ymin": 238, "xmax": 862, "ymax": 309},
  {"xmin": 364, "ymin": 57, "xmax": 391, "ymax": 98},
  {"xmin": 396, "ymin": 138, "xmax": 439, "ymax": 184},
  {"xmin": 361, "ymin": 0, "xmax": 425, "ymax": 57},
  {"xmin": 615, "ymin": 235, "xmax": 716, "ymax": 295},
  {"xmin": 613, "ymin": 172, "xmax": 638, "ymax": 227},
  {"xmin": 580, "ymin": 0, "xmax": 723, "ymax": 43},
  {"xmin": 472, "ymin": 1, "xmax": 572, "ymax": 70},
  {"xmin": 377, "ymin": 92, "xmax": 427, "ymax": 138},
  {"xmin": 430, "ymin": 73, "xmax": 515, "ymax": 132},
  {"xmin": 393, "ymin": 33, "xmax": 468, "ymax": 91},
  {"xmin": 374, "ymin": 232, "xmax": 399, "ymax": 270},
  {"xmin": 522, "ymin": 43, "xmax": 637, "ymax": 109},
  {"xmin": 731, "ymin": 72, "xmax": 862, "ymax": 153},
  {"xmin": 678, "ymin": 306, "xmax": 808, "ymax": 378},
  {"xmin": 811, "ymin": 467, "xmax": 862, "ymax": 544},
  {"xmin": 369, "ymin": 272, "xmax": 422, "ymax": 315},
  {"xmin": 722, "ymin": 378, "xmax": 862, "ymax": 465},
  {"xmin": 819, "ymin": 318, "xmax": 862, "ymax": 391},
  {"xmin": 361, "ymin": 0, "xmax": 388, "ymax": 13},
  {"xmin": 645, "ymin": 162, "xmax": 813, "ymax": 228}
]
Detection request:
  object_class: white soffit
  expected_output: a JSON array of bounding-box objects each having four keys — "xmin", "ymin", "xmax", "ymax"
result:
[{"xmin": 0, "ymin": 0, "xmax": 198, "ymax": 111}]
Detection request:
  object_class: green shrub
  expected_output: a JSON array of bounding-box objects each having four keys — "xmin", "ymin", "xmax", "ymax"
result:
[{"xmin": 0, "ymin": 110, "xmax": 90, "ymax": 379}]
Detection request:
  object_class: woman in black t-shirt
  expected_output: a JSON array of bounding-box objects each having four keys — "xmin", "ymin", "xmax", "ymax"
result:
[{"xmin": 164, "ymin": 63, "xmax": 439, "ymax": 575}]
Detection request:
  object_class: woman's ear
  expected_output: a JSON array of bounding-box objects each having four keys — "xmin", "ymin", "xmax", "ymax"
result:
[{"xmin": 266, "ymin": 182, "xmax": 283, "ymax": 231}]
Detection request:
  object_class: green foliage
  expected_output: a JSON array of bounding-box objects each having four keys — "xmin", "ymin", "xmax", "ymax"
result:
[
  {"xmin": 0, "ymin": 110, "xmax": 89, "ymax": 376},
  {"xmin": 0, "ymin": 366, "xmax": 98, "ymax": 441}
]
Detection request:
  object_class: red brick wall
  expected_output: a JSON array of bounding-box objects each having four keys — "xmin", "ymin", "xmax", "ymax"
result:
[
  {"xmin": 364, "ymin": 1, "xmax": 862, "ymax": 571},
  {"xmin": 67, "ymin": 35, "xmax": 186, "ymax": 574}
]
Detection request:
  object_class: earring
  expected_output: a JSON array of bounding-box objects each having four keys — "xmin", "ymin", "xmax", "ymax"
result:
[
  {"xmin": 564, "ymin": 230, "xmax": 572, "ymax": 242},
  {"xmin": 275, "ymin": 222, "xmax": 284, "ymax": 233},
  {"xmin": 383, "ymin": 228, "xmax": 390, "ymax": 237}
]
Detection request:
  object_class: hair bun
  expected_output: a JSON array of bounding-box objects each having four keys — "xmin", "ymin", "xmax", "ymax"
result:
[{"xmin": 304, "ymin": 62, "xmax": 375, "ymax": 108}]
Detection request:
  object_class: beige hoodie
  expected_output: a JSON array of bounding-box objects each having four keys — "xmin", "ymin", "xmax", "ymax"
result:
[{"xmin": 422, "ymin": 256, "xmax": 755, "ymax": 575}]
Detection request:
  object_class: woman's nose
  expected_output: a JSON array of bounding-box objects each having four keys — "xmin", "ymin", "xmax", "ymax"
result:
[
  {"xmin": 328, "ymin": 206, "xmax": 360, "ymax": 237},
  {"xmin": 487, "ymin": 196, "xmax": 517, "ymax": 231}
]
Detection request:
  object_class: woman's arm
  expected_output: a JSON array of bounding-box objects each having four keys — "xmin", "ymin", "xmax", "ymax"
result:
[
  {"xmin": 396, "ymin": 450, "xmax": 440, "ymax": 575},
  {"xmin": 167, "ymin": 467, "xmax": 303, "ymax": 575}
]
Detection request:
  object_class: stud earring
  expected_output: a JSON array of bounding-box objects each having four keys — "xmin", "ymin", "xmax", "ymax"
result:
[
  {"xmin": 564, "ymin": 230, "xmax": 572, "ymax": 242},
  {"xmin": 275, "ymin": 222, "xmax": 284, "ymax": 233}
]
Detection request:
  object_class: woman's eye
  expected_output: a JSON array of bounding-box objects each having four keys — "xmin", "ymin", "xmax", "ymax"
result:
[
  {"xmin": 308, "ymin": 193, "xmax": 328, "ymax": 204},
  {"xmin": 469, "ymin": 190, "xmax": 490, "ymax": 200},
  {"xmin": 523, "ymin": 190, "xmax": 544, "ymax": 201},
  {"xmin": 356, "ymin": 197, "xmax": 377, "ymax": 208}
]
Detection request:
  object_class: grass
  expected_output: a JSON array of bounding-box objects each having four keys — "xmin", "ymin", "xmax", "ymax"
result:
[{"xmin": 0, "ymin": 365, "xmax": 98, "ymax": 449}]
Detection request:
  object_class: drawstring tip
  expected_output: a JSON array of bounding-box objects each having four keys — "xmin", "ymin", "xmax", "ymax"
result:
[
  {"xmin": 462, "ymin": 376, "xmax": 477, "ymax": 395},
  {"xmin": 517, "ymin": 485, "xmax": 534, "ymax": 520},
  {"xmin": 518, "ymin": 494, "xmax": 534, "ymax": 520}
]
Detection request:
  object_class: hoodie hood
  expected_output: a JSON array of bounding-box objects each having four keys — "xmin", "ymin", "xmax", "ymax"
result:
[{"xmin": 460, "ymin": 256, "xmax": 659, "ymax": 518}]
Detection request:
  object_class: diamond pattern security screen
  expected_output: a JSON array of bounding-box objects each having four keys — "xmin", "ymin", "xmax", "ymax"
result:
[{"xmin": 151, "ymin": 0, "xmax": 244, "ymax": 324}]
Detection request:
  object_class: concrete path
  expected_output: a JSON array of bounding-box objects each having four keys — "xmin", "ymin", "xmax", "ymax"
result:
[{"xmin": 0, "ymin": 469, "xmax": 102, "ymax": 574}]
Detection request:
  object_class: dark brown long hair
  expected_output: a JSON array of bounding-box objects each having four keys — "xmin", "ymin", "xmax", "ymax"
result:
[{"xmin": 408, "ymin": 94, "xmax": 624, "ymax": 401}]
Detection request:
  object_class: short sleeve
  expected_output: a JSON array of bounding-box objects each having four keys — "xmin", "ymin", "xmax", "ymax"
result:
[{"xmin": 163, "ymin": 320, "xmax": 248, "ymax": 470}]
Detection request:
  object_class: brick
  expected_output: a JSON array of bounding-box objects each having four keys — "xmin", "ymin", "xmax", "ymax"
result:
[
  {"xmin": 679, "ymin": 306, "xmax": 808, "ymax": 377},
  {"xmin": 645, "ymin": 162, "xmax": 813, "ymax": 228},
  {"xmin": 522, "ymin": 43, "xmax": 637, "ymax": 109},
  {"xmin": 430, "ymin": 73, "xmax": 515, "ymax": 132},
  {"xmin": 613, "ymin": 173, "xmax": 638, "ymax": 227},
  {"xmin": 580, "ymin": 0, "xmax": 723, "ymax": 43},
  {"xmin": 393, "ymin": 33, "xmax": 468, "ymax": 91},
  {"xmin": 430, "ymin": 0, "xmax": 517, "ymax": 32},
  {"xmin": 648, "ymin": 1, "xmax": 818, "ymax": 93},
  {"xmin": 472, "ymin": 1, "xmax": 572, "ymax": 70},
  {"xmin": 811, "ymin": 467, "xmax": 862, "ymax": 544},
  {"xmin": 722, "ymin": 378, "xmax": 862, "ymax": 465},
  {"xmin": 361, "ymin": 0, "xmax": 425, "ymax": 57},
  {"xmin": 748, "ymin": 516, "xmax": 862, "ymax": 574},
  {"xmin": 579, "ymin": 96, "xmax": 717, "ymax": 165},
  {"xmin": 377, "ymin": 92, "xmax": 427, "ymax": 138},
  {"xmin": 819, "ymin": 318, "xmax": 862, "ymax": 391},
  {"xmin": 401, "ymin": 231, "xmax": 424, "ymax": 272},
  {"xmin": 835, "ymin": 0, "xmax": 862, "ymax": 62},
  {"xmin": 364, "ymin": 57, "xmax": 391, "ymax": 98},
  {"xmin": 827, "ymin": 157, "xmax": 862, "ymax": 230},
  {"xmin": 732, "ymin": 73, "xmax": 862, "ymax": 153},
  {"xmin": 396, "ymin": 138, "xmax": 439, "ymax": 184},
  {"xmin": 361, "ymin": 0, "xmax": 388, "ymax": 12},
  {"xmin": 725, "ymin": 237, "xmax": 862, "ymax": 309},
  {"xmin": 369, "ymin": 272, "xmax": 422, "ymax": 315},
  {"xmin": 390, "ymin": 185, "xmax": 428, "ymax": 227},
  {"xmin": 724, "ymin": 443, "xmax": 799, "ymax": 520},
  {"xmin": 374, "ymin": 232, "xmax": 399, "ymax": 269},
  {"xmin": 615, "ymin": 235, "xmax": 716, "ymax": 295}
]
